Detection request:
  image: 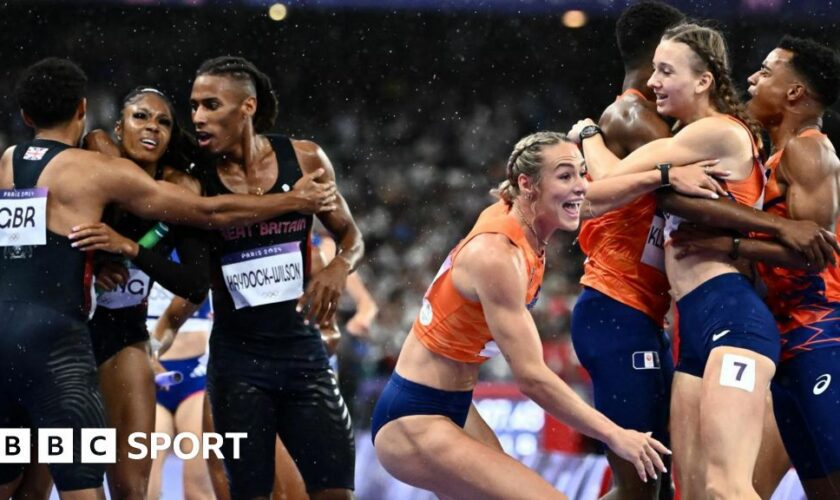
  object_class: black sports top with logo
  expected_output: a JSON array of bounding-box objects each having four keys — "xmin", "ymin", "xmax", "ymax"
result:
[
  {"xmin": 203, "ymin": 135, "xmax": 322, "ymax": 362},
  {"xmin": 88, "ymin": 165, "xmax": 209, "ymax": 364},
  {"xmin": 0, "ymin": 139, "xmax": 93, "ymax": 320}
]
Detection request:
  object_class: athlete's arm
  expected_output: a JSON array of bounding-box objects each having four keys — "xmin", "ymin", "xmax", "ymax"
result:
[
  {"xmin": 90, "ymin": 155, "xmax": 337, "ymax": 229},
  {"xmin": 293, "ymin": 140, "xmax": 364, "ymax": 326},
  {"xmin": 781, "ymin": 136, "xmax": 838, "ymax": 229},
  {"xmin": 671, "ymin": 137, "xmax": 840, "ymax": 268},
  {"xmin": 658, "ymin": 190, "xmax": 839, "ymax": 266},
  {"xmin": 82, "ymin": 129, "xmax": 121, "ymax": 157},
  {"xmin": 460, "ymin": 234, "xmax": 669, "ymax": 482},
  {"xmin": 0, "ymin": 146, "xmax": 14, "ymax": 188},
  {"xmin": 670, "ymin": 225, "xmax": 817, "ymax": 270},
  {"xmin": 598, "ymin": 100, "xmax": 671, "ymax": 159},
  {"xmin": 574, "ymin": 118, "xmax": 728, "ymax": 180},
  {"xmin": 152, "ymin": 295, "xmax": 203, "ymax": 358},
  {"xmin": 344, "ymin": 273, "xmax": 378, "ymax": 337},
  {"xmin": 583, "ymin": 165, "xmax": 728, "ymax": 219}
]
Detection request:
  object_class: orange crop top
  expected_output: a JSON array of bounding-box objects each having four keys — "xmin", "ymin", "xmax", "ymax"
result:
[{"xmin": 412, "ymin": 201, "xmax": 545, "ymax": 364}]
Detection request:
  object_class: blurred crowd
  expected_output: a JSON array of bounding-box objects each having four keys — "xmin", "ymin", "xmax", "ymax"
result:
[{"xmin": 2, "ymin": 2, "xmax": 838, "ymax": 424}]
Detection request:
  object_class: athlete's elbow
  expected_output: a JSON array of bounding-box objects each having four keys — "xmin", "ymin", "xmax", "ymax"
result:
[{"xmin": 513, "ymin": 366, "xmax": 551, "ymax": 400}]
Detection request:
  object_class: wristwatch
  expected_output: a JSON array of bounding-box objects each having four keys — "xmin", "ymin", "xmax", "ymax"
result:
[
  {"xmin": 579, "ymin": 125, "xmax": 603, "ymax": 141},
  {"xmin": 655, "ymin": 163, "xmax": 671, "ymax": 187}
]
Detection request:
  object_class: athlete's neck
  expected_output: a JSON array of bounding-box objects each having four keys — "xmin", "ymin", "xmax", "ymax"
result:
[
  {"xmin": 513, "ymin": 201, "xmax": 550, "ymax": 256},
  {"xmin": 767, "ymin": 110, "xmax": 822, "ymax": 152},
  {"xmin": 622, "ymin": 68, "xmax": 655, "ymax": 101},
  {"xmin": 34, "ymin": 127, "xmax": 80, "ymax": 147},
  {"xmin": 218, "ymin": 130, "xmax": 264, "ymax": 171}
]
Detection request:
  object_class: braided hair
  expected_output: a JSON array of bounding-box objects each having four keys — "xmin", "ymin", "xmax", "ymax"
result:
[
  {"xmin": 663, "ymin": 23, "xmax": 764, "ymax": 150},
  {"xmin": 196, "ymin": 56, "xmax": 279, "ymax": 133},
  {"xmin": 492, "ymin": 131, "xmax": 572, "ymax": 204}
]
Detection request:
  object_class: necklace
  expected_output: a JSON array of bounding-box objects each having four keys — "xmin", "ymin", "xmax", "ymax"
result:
[
  {"xmin": 515, "ymin": 204, "xmax": 548, "ymax": 254},
  {"xmin": 251, "ymin": 186, "xmax": 264, "ymax": 196}
]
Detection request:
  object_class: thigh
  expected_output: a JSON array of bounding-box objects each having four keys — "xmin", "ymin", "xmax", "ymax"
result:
[
  {"xmin": 27, "ymin": 327, "xmax": 106, "ymax": 492},
  {"xmin": 276, "ymin": 369, "xmax": 355, "ymax": 493},
  {"xmin": 375, "ymin": 415, "xmax": 566, "ymax": 499},
  {"xmin": 572, "ymin": 290, "xmax": 673, "ymax": 443},
  {"xmin": 774, "ymin": 350, "xmax": 840, "ymax": 482},
  {"xmin": 669, "ymin": 371, "xmax": 705, "ymax": 499},
  {"xmin": 752, "ymin": 393, "xmax": 790, "ymax": 500},
  {"xmin": 208, "ymin": 373, "xmax": 277, "ymax": 499},
  {"xmin": 463, "ymin": 402, "xmax": 503, "ymax": 452},
  {"xmin": 700, "ymin": 346, "xmax": 776, "ymax": 480}
]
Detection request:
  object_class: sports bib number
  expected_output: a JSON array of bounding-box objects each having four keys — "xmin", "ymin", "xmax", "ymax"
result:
[
  {"xmin": 640, "ymin": 211, "xmax": 666, "ymax": 272},
  {"xmin": 0, "ymin": 188, "xmax": 47, "ymax": 247},
  {"xmin": 97, "ymin": 264, "xmax": 152, "ymax": 309},
  {"xmin": 221, "ymin": 242, "xmax": 304, "ymax": 310}
]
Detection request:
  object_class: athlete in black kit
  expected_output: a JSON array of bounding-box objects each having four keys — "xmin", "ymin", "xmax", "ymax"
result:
[
  {"xmin": 190, "ymin": 56, "xmax": 363, "ymax": 500},
  {"xmin": 0, "ymin": 58, "xmax": 338, "ymax": 499},
  {"xmin": 80, "ymin": 87, "xmax": 211, "ymax": 500}
]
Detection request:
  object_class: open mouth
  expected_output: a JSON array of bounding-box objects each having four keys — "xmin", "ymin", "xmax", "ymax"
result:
[
  {"xmin": 139, "ymin": 138, "xmax": 158, "ymax": 150},
  {"xmin": 196, "ymin": 131, "xmax": 213, "ymax": 147},
  {"xmin": 654, "ymin": 93, "xmax": 668, "ymax": 105},
  {"xmin": 563, "ymin": 200, "xmax": 582, "ymax": 217}
]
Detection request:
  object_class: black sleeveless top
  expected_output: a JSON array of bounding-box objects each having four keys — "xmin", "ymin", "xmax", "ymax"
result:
[
  {"xmin": 204, "ymin": 135, "xmax": 319, "ymax": 358},
  {"xmin": 0, "ymin": 139, "xmax": 92, "ymax": 320}
]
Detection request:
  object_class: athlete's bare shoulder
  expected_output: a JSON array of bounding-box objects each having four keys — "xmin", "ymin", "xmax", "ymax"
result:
[
  {"xmin": 782, "ymin": 133, "xmax": 840, "ymax": 180},
  {"xmin": 162, "ymin": 166, "xmax": 202, "ymax": 195},
  {"xmin": 291, "ymin": 138, "xmax": 336, "ymax": 180},
  {"xmin": 599, "ymin": 93, "xmax": 670, "ymax": 157},
  {"xmin": 0, "ymin": 146, "xmax": 15, "ymax": 188}
]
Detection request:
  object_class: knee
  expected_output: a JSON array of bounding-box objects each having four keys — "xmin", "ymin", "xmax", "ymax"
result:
[
  {"xmin": 110, "ymin": 475, "xmax": 149, "ymax": 500},
  {"xmin": 705, "ymin": 467, "xmax": 754, "ymax": 500}
]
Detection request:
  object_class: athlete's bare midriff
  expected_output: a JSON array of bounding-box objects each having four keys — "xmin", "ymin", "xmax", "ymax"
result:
[
  {"xmin": 665, "ymin": 246, "xmax": 753, "ymax": 299},
  {"xmin": 395, "ymin": 329, "xmax": 482, "ymax": 392}
]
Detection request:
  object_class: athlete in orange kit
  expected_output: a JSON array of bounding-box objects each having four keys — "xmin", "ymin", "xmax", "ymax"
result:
[
  {"xmin": 371, "ymin": 131, "xmax": 669, "ymax": 499},
  {"xmin": 671, "ymin": 36, "xmax": 840, "ymax": 498}
]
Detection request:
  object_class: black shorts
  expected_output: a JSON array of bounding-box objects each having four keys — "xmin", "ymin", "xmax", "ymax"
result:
[
  {"xmin": 88, "ymin": 304, "xmax": 149, "ymax": 365},
  {"xmin": 207, "ymin": 335, "xmax": 355, "ymax": 497},
  {"xmin": 0, "ymin": 302, "xmax": 106, "ymax": 491}
]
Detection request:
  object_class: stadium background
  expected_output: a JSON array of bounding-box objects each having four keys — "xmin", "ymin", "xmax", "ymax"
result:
[{"xmin": 1, "ymin": 0, "xmax": 837, "ymax": 497}]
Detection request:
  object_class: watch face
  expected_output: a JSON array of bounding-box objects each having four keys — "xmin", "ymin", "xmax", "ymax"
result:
[{"xmin": 581, "ymin": 126, "xmax": 599, "ymax": 139}]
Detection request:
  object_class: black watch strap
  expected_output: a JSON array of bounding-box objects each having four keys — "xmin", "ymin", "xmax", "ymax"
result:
[
  {"xmin": 656, "ymin": 163, "xmax": 671, "ymax": 187},
  {"xmin": 579, "ymin": 125, "xmax": 603, "ymax": 141}
]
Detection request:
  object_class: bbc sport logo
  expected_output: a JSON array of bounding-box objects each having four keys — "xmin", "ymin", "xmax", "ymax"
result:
[{"xmin": 0, "ymin": 429, "xmax": 247, "ymax": 463}]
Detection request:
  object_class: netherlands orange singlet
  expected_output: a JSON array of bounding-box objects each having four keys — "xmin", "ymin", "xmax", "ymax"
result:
[{"xmin": 412, "ymin": 201, "xmax": 545, "ymax": 363}]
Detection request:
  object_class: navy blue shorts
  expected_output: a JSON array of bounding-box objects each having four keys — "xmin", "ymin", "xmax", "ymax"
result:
[
  {"xmin": 571, "ymin": 287, "xmax": 673, "ymax": 444},
  {"xmin": 675, "ymin": 273, "xmax": 780, "ymax": 377},
  {"xmin": 772, "ymin": 346, "xmax": 840, "ymax": 479},
  {"xmin": 156, "ymin": 356, "xmax": 206, "ymax": 413},
  {"xmin": 371, "ymin": 371, "xmax": 473, "ymax": 443}
]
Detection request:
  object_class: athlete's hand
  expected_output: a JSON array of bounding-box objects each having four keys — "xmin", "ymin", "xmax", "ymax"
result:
[
  {"xmin": 292, "ymin": 168, "xmax": 338, "ymax": 214},
  {"xmin": 670, "ymin": 160, "xmax": 728, "ymax": 199},
  {"xmin": 606, "ymin": 428, "xmax": 670, "ymax": 483},
  {"xmin": 94, "ymin": 260, "xmax": 130, "ymax": 292},
  {"xmin": 69, "ymin": 223, "xmax": 139, "ymax": 258},
  {"xmin": 346, "ymin": 313, "xmax": 373, "ymax": 338},
  {"xmin": 296, "ymin": 257, "xmax": 351, "ymax": 326},
  {"xmin": 670, "ymin": 224, "xmax": 734, "ymax": 260},
  {"xmin": 568, "ymin": 118, "xmax": 597, "ymax": 144},
  {"xmin": 319, "ymin": 317, "xmax": 342, "ymax": 356},
  {"xmin": 777, "ymin": 218, "xmax": 840, "ymax": 268}
]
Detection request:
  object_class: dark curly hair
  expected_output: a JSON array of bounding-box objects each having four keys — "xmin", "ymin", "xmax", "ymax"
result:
[
  {"xmin": 15, "ymin": 58, "xmax": 87, "ymax": 128},
  {"xmin": 196, "ymin": 56, "xmax": 278, "ymax": 133},
  {"xmin": 616, "ymin": 1, "xmax": 685, "ymax": 69},
  {"xmin": 119, "ymin": 87, "xmax": 198, "ymax": 172},
  {"xmin": 778, "ymin": 35, "xmax": 840, "ymax": 108}
]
